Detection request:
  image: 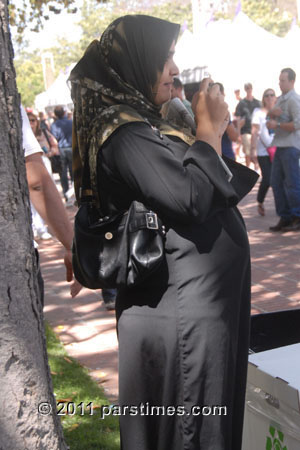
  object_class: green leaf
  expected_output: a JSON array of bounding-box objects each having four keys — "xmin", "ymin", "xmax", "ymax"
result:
[
  {"xmin": 277, "ymin": 430, "xmax": 284, "ymax": 442},
  {"xmin": 266, "ymin": 436, "xmax": 273, "ymax": 450}
]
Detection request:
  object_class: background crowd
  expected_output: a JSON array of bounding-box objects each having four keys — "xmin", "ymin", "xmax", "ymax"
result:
[
  {"xmin": 166, "ymin": 68, "xmax": 300, "ymax": 232},
  {"xmin": 24, "ymin": 66, "xmax": 300, "ymax": 315}
]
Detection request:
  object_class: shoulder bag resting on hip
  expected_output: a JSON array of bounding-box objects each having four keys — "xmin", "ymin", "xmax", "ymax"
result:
[{"xmin": 72, "ymin": 150, "xmax": 166, "ymax": 289}]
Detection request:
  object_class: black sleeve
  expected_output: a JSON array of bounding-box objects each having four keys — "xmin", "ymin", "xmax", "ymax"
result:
[
  {"xmin": 100, "ymin": 122, "xmax": 240, "ymax": 224},
  {"xmin": 235, "ymin": 100, "xmax": 243, "ymax": 117}
]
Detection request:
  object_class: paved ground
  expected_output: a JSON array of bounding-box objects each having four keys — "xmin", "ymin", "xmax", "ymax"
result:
[{"xmin": 40, "ymin": 181, "xmax": 300, "ymax": 403}]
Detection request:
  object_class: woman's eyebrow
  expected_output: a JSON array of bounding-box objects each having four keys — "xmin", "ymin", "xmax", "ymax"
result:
[{"xmin": 168, "ymin": 50, "xmax": 175, "ymax": 58}]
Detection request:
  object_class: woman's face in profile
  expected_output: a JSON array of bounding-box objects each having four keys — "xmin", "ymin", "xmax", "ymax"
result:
[
  {"xmin": 153, "ymin": 41, "xmax": 179, "ymax": 106},
  {"xmin": 28, "ymin": 115, "xmax": 38, "ymax": 134}
]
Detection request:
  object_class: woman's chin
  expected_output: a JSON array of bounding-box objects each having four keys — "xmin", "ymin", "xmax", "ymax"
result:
[{"xmin": 154, "ymin": 92, "xmax": 171, "ymax": 106}]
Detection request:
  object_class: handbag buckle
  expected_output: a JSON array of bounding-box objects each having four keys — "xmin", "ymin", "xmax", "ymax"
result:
[{"xmin": 146, "ymin": 212, "xmax": 158, "ymax": 230}]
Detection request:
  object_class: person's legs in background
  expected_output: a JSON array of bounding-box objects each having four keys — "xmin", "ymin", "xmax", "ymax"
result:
[
  {"xmin": 270, "ymin": 148, "xmax": 293, "ymax": 231},
  {"xmin": 101, "ymin": 288, "xmax": 117, "ymax": 311},
  {"xmin": 31, "ymin": 203, "xmax": 52, "ymax": 240},
  {"xmin": 62, "ymin": 147, "xmax": 74, "ymax": 206},
  {"xmin": 280, "ymin": 147, "xmax": 300, "ymax": 231},
  {"xmin": 257, "ymin": 155, "xmax": 272, "ymax": 216},
  {"xmin": 65, "ymin": 147, "xmax": 73, "ymax": 185},
  {"xmin": 58, "ymin": 147, "xmax": 69, "ymax": 200},
  {"xmin": 241, "ymin": 134, "xmax": 252, "ymax": 168}
]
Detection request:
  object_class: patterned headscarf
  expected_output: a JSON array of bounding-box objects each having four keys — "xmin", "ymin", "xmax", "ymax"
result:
[{"xmin": 70, "ymin": 15, "xmax": 195, "ymax": 200}]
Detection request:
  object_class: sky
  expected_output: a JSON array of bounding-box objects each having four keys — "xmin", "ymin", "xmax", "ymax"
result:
[{"xmin": 11, "ymin": 1, "xmax": 82, "ymax": 51}]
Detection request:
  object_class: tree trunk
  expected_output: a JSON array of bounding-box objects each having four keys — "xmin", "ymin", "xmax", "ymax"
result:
[{"xmin": 0, "ymin": 1, "xmax": 68, "ymax": 448}]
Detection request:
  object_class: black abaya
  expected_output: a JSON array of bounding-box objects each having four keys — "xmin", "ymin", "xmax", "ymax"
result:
[{"xmin": 97, "ymin": 122, "xmax": 258, "ymax": 450}]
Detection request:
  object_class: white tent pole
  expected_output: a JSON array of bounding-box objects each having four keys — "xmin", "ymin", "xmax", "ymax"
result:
[{"xmin": 41, "ymin": 52, "xmax": 55, "ymax": 90}]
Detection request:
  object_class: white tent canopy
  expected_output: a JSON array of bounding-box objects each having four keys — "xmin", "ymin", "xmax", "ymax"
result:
[
  {"xmin": 36, "ymin": 15, "xmax": 300, "ymax": 113},
  {"xmin": 283, "ymin": 22, "xmax": 300, "ymax": 75},
  {"xmin": 35, "ymin": 64, "xmax": 75, "ymax": 112},
  {"xmin": 174, "ymin": 12, "xmax": 300, "ymax": 111}
]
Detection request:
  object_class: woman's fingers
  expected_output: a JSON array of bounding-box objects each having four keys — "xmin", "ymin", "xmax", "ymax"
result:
[
  {"xmin": 193, "ymin": 78, "xmax": 230, "ymax": 150},
  {"xmin": 191, "ymin": 91, "xmax": 200, "ymax": 117},
  {"xmin": 192, "ymin": 78, "xmax": 221, "ymax": 103},
  {"xmin": 209, "ymin": 82, "xmax": 224, "ymax": 95},
  {"xmin": 219, "ymin": 112, "xmax": 230, "ymax": 137},
  {"xmin": 199, "ymin": 77, "xmax": 214, "ymax": 93},
  {"xmin": 207, "ymin": 83, "xmax": 225, "ymax": 101},
  {"xmin": 191, "ymin": 78, "xmax": 216, "ymax": 119},
  {"xmin": 70, "ymin": 279, "xmax": 83, "ymax": 298},
  {"xmin": 206, "ymin": 86, "xmax": 228, "ymax": 120}
]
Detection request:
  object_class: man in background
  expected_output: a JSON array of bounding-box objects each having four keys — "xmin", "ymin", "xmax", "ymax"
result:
[
  {"xmin": 267, "ymin": 68, "xmax": 300, "ymax": 232},
  {"xmin": 234, "ymin": 88, "xmax": 241, "ymax": 103},
  {"xmin": 235, "ymin": 83, "xmax": 260, "ymax": 167},
  {"xmin": 171, "ymin": 77, "xmax": 194, "ymax": 116},
  {"xmin": 51, "ymin": 105, "xmax": 73, "ymax": 203}
]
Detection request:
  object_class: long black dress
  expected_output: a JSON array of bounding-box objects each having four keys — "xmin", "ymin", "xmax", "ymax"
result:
[{"xmin": 97, "ymin": 122, "xmax": 258, "ymax": 450}]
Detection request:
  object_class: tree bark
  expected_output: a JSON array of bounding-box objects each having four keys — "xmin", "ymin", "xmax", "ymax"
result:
[{"xmin": 0, "ymin": 1, "xmax": 68, "ymax": 448}]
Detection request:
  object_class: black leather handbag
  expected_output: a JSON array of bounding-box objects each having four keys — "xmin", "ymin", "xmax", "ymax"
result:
[{"xmin": 72, "ymin": 155, "xmax": 166, "ymax": 290}]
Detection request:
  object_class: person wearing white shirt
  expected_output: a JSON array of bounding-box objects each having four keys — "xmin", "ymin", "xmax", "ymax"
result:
[
  {"xmin": 21, "ymin": 105, "xmax": 80, "ymax": 301},
  {"xmin": 251, "ymin": 88, "xmax": 277, "ymax": 216}
]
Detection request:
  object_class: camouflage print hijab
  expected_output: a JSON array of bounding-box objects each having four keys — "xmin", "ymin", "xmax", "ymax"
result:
[{"xmin": 70, "ymin": 15, "xmax": 195, "ymax": 200}]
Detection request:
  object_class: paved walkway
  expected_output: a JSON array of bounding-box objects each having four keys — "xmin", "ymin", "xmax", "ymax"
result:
[{"xmin": 40, "ymin": 183, "xmax": 300, "ymax": 403}]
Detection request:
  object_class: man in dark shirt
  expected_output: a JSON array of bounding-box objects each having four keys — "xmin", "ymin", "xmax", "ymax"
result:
[
  {"xmin": 235, "ymin": 83, "xmax": 261, "ymax": 167},
  {"xmin": 51, "ymin": 105, "xmax": 73, "ymax": 201}
]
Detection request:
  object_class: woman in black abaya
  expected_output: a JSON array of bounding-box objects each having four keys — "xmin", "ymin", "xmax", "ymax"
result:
[{"xmin": 70, "ymin": 15, "xmax": 258, "ymax": 450}]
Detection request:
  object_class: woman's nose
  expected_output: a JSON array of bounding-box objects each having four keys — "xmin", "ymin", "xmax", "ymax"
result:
[{"xmin": 171, "ymin": 61, "xmax": 179, "ymax": 77}]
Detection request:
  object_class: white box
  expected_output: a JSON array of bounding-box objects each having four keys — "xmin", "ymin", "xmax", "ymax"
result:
[{"xmin": 242, "ymin": 343, "xmax": 300, "ymax": 450}]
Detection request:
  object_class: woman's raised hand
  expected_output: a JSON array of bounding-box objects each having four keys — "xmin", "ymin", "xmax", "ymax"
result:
[{"xmin": 192, "ymin": 78, "xmax": 229, "ymax": 155}]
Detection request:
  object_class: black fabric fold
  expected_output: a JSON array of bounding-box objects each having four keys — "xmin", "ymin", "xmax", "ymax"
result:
[{"xmin": 223, "ymin": 155, "xmax": 259, "ymax": 201}]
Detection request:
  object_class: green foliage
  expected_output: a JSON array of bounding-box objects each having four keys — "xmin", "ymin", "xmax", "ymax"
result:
[
  {"xmin": 14, "ymin": 37, "xmax": 83, "ymax": 107},
  {"xmin": 12, "ymin": 0, "xmax": 193, "ymax": 110},
  {"xmin": 215, "ymin": 0, "xmax": 294, "ymax": 37},
  {"xmin": 45, "ymin": 322, "xmax": 120, "ymax": 450},
  {"xmin": 11, "ymin": 0, "xmax": 296, "ymax": 107},
  {"xmin": 150, "ymin": 0, "xmax": 193, "ymax": 31},
  {"xmin": 14, "ymin": 51, "xmax": 44, "ymax": 107},
  {"xmin": 78, "ymin": 0, "xmax": 121, "ymax": 53},
  {"xmin": 242, "ymin": 0, "xmax": 293, "ymax": 37},
  {"xmin": 47, "ymin": 37, "xmax": 83, "ymax": 73},
  {"xmin": 78, "ymin": 0, "xmax": 192, "ymax": 55},
  {"xmin": 9, "ymin": 0, "xmax": 77, "ymax": 38}
]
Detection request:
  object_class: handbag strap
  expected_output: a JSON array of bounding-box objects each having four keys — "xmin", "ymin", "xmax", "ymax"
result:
[
  {"xmin": 80, "ymin": 154, "xmax": 91, "ymax": 194},
  {"xmin": 80, "ymin": 128, "xmax": 165, "ymax": 230},
  {"xmin": 79, "ymin": 154, "xmax": 98, "ymax": 205},
  {"xmin": 42, "ymin": 128, "xmax": 52, "ymax": 149}
]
